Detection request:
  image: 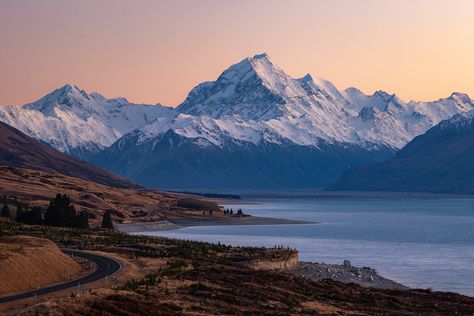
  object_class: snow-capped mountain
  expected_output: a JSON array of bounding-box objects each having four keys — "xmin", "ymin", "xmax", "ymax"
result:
[
  {"xmin": 330, "ymin": 110, "xmax": 474, "ymax": 193},
  {"xmin": 1, "ymin": 53, "xmax": 473, "ymax": 188},
  {"xmin": 91, "ymin": 54, "xmax": 474, "ymax": 188},
  {"xmin": 0, "ymin": 84, "xmax": 174, "ymax": 159},
  {"xmin": 174, "ymin": 53, "xmax": 473, "ymax": 150}
]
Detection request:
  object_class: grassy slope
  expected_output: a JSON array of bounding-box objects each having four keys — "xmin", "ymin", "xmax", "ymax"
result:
[
  {"xmin": 1, "ymin": 222, "xmax": 473, "ymax": 316},
  {"xmin": 0, "ymin": 121, "xmax": 135, "ymax": 189},
  {"xmin": 0, "ymin": 235, "xmax": 81, "ymax": 296},
  {"xmin": 0, "ymin": 165, "xmax": 213, "ymax": 226}
]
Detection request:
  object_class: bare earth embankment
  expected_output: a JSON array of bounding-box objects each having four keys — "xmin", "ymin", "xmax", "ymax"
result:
[{"xmin": 0, "ymin": 236, "xmax": 81, "ymax": 296}]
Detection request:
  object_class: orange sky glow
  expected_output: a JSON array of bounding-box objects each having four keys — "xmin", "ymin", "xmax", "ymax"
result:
[{"xmin": 1, "ymin": 0, "xmax": 473, "ymax": 106}]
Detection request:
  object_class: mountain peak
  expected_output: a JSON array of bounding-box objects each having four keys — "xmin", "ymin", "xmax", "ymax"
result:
[
  {"xmin": 23, "ymin": 84, "xmax": 92, "ymax": 113},
  {"xmin": 373, "ymin": 90, "xmax": 392, "ymax": 99},
  {"xmin": 300, "ymin": 73, "xmax": 314, "ymax": 82},
  {"xmin": 55, "ymin": 84, "xmax": 85, "ymax": 97},
  {"xmin": 252, "ymin": 53, "xmax": 269, "ymax": 60},
  {"xmin": 177, "ymin": 53, "xmax": 293, "ymax": 119},
  {"xmin": 59, "ymin": 83, "xmax": 76, "ymax": 91},
  {"xmin": 345, "ymin": 87, "xmax": 363, "ymax": 94},
  {"xmin": 449, "ymin": 92, "xmax": 472, "ymax": 103}
]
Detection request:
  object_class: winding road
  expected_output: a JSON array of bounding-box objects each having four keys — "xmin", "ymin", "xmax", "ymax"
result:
[{"xmin": 0, "ymin": 249, "xmax": 121, "ymax": 304}]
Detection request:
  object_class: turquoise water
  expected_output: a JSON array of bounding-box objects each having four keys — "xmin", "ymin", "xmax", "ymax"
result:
[{"xmin": 142, "ymin": 195, "xmax": 474, "ymax": 295}]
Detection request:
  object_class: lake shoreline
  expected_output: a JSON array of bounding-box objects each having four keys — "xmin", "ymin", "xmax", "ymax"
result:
[
  {"xmin": 285, "ymin": 261, "xmax": 409, "ymax": 291},
  {"xmin": 116, "ymin": 215, "xmax": 315, "ymax": 233},
  {"xmin": 116, "ymin": 216, "xmax": 410, "ymax": 291}
]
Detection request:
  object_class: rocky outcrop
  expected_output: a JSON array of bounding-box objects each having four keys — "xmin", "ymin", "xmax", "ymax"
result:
[
  {"xmin": 286, "ymin": 261, "xmax": 408, "ymax": 290},
  {"xmin": 248, "ymin": 251, "xmax": 299, "ymax": 270}
]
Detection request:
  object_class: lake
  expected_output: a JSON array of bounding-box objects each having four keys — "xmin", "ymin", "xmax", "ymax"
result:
[{"xmin": 140, "ymin": 192, "xmax": 474, "ymax": 296}]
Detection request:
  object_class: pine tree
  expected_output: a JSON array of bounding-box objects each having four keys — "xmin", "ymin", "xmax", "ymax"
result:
[
  {"xmin": 101, "ymin": 210, "xmax": 113, "ymax": 229},
  {"xmin": 16, "ymin": 204, "xmax": 25, "ymax": 223},
  {"xmin": 76, "ymin": 211, "xmax": 89, "ymax": 229},
  {"xmin": 1, "ymin": 204, "xmax": 10, "ymax": 218},
  {"xmin": 45, "ymin": 194, "xmax": 62, "ymax": 226},
  {"xmin": 31, "ymin": 206, "xmax": 44, "ymax": 225}
]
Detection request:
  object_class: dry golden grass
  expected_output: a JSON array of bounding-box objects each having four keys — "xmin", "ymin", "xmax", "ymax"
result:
[
  {"xmin": 0, "ymin": 166, "xmax": 211, "ymax": 226},
  {"xmin": 0, "ymin": 236, "xmax": 81, "ymax": 296}
]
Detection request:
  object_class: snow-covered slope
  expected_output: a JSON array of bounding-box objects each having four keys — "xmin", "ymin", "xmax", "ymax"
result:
[
  {"xmin": 90, "ymin": 54, "xmax": 474, "ymax": 188},
  {"xmin": 2, "ymin": 53, "xmax": 473, "ymax": 188},
  {"xmin": 3, "ymin": 54, "xmax": 471, "ymax": 158},
  {"xmin": 172, "ymin": 54, "xmax": 474, "ymax": 150},
  {"xmin": 0, "ymin": 84, "xmax": 174, "ymax": 158},
  {"xmin": 330, "ymin": 109, "xmax": 474, "ymax": 193},
  {"xmin": 344, "ymin": 89, "xmax": 474, "ymax": 148}
]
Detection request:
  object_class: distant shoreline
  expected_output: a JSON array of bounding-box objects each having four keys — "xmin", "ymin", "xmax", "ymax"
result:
[
  {"xmin": 116, "ymin": 215, "xmax": 315, "ymax": 233},
  {"xmin": 116, "ymin": 217, "xmax": 409, "ymax": 292},
  {"xmin": 164, "ymin": 189, "xmax": 474, "ymax": 201}
]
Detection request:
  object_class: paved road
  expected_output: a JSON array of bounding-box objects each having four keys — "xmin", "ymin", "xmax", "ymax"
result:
[{"xmin": 0, "ymin": 249, "xmax": 121, "ymax": 304}]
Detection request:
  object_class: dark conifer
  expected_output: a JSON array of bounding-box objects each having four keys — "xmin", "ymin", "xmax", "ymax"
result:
[
  {"xmin": 101, "ymin": 210, "xmax": 113, "ymax": 229},
  {"xmin": 77, "ymin": 211, "xmax": 89, "ymax": 228},
  {"xmin": 1, "ymin": 204, "xmax": 10, "ymax": 218},
  {"xmin": 16, "ymin": 204, "xmax": 25, "ymax": 223},
  {"xmin": 30, "ymin": 206, "xmax": 44, "ymax": 225}
]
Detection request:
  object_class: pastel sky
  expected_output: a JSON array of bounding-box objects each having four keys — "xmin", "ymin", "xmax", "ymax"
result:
[{"xmin": 1, "ymin": 0, "xmax": 473, "ymax": 106}]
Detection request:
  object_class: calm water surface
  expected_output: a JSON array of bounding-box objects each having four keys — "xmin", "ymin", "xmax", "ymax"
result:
[{"xmin": 141, "ymin": 195, "xmax": 474, "ymax": 295}]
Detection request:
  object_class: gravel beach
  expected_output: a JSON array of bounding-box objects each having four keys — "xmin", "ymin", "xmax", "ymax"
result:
[{"xmin": 286, "ymin": 261, "xmax": 409, "ymax": 290}]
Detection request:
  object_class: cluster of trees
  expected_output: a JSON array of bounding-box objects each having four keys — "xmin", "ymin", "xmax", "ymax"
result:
[
  {"xmin": 44, "ymin": 194, "xmax": 89, "ymax": 228},
  {"xmin": 2, "ymin": 203, "xmax": 43, "ymax": 225},
  {"xmin": 1, "ymin": 194, "xmax": 89, "ymax": 228},
  {"xmin": 223, "ymin": 208, "xmax": 244, "ymax": 215},
  {"xmin": 17, "ymin": 205, "xmax": 43, "ymax": 225},
  {"xmin": 1, "ymin": 193, "xmax": 115, "ymax": 230}
]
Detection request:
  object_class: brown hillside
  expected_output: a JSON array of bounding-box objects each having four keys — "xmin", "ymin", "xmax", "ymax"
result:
[
  {"xmin": 0, "ymin": 236, "xmax": 81, "ymax": 296},
  {"xmin": 0, "ymin": 165, "xmax": 205, "ymax": 225},
  {"xmin": 0, "ymin": 121, "xmax": 135, "ymax": 188}
]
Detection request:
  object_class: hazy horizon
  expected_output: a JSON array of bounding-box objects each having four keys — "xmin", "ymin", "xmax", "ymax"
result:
[{"xmin": 1, "ymin": 0, "xmax": 474, "ymax": 106}]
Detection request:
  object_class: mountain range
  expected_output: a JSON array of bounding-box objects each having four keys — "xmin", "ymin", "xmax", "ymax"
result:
[
  {"xmin": 330, "ymin": 110, "xmax": 474, "ymax": 193},
  {"xmin": 0, "ymin": 85, "xmax": 172, "ymax": 159},
  {"xmin": 1, "ymin": 53, "xmax": 473, "ymax": 189}
]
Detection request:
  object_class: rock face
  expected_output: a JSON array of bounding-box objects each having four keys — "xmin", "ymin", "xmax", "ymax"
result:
[
  {"xmin": 248, "ymin": 251, "xmax": 299, "ymax": 270},
  {"xmin": 330, "ymin": 110, "xmax": 474, "ymax": 193}
]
